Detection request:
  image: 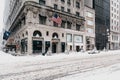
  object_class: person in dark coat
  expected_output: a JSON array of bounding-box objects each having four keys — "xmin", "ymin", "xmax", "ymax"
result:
[{"xmin": 42, "ymin": 47, "xmax": 49, "ymax": 56}]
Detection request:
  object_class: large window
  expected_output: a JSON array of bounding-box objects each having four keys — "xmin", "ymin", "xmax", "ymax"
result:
[
  {"xmin": 61, "ymin": 20, "xmax": 66, "ymax": 28},
  {"xmin": 39, "ymin": 15, "xmax": 46, "ymax": 25},
  {"xmin": 39, "ymin": 0, "xmax": 46, "ymax": 5},
  {"xmin": 33, "ymin": 30, "xmax": 42, "ymax": 37},
  {"xmin": 54, "ymin": 4, "xmax": 58, "ymax": 10},
  {"xmin": 67, "ymin": 34, "xmax": 72, "ymax": 42},
  {"xmin": 67, "ymin": 21, "xmax": 72, "ymax": 29},
  {"xmin": 87, "ymin": 28, "xmax": 94, "ymax": 33},
  {"xmin": 76, "ymin": 12, "xmax": 80, "ymax": 17},
  {"xmin": 76, "ymin": 2, "xmax": 80, "ymax": 8},
  {"xmin": 76, "ymin": 24, "xmax": 81, "ymax": 31},
  {"xmin": 67, "ymin": 0, "xmax": 71, "ymax": 5},
  {"xmin": 74, "ymin": 35, "xmax": 83, "ymax": 43},
  {"xmin": 61, "ymin": 7, "xmax": 64, "ymax": 12},
  {"xmin": 67, "ymin": 9, "xmax": 71, "ymax": 13},
  {"xmin": 87, "ymin": 20, "xmax": 94, "ymax": 26},
  {"xmin": 86, "ymin": 12, "xmax": 93, "ymax": 18}
]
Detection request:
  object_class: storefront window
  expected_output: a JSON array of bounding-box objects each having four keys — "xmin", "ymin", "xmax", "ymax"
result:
[{"xmin": 67, "ymin": 34, "xmax": 72, "ymax": 42}]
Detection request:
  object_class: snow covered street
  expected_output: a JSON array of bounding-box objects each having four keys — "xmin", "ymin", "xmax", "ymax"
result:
[{"xmin": 0, "ymin": 50, "xmax": 120, "ymax": 80}]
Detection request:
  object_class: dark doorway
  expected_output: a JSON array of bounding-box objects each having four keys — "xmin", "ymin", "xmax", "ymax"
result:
[
  {"xmin": 45, "ymin": 41, "xmax": 50, "ymax": 52},
  {"xmin": 52, "ymin": 42, "xmax": 57, "ymax": 53},
  {"xmin": 21, "ymin": 38, "xmax": 28, "ymax": 53},
  {"xmin": 61, "ymin": 42, "xmax": 65, "ymax": 52},
  {"xmin": 76, "ymin": 46, "xmax": 80, "ymax": 52},
  {"xmin": 33, "ymin": 40, "xmax": 42, "ymax": 53}
]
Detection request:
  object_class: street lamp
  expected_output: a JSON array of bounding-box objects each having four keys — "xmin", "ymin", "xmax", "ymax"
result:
[{"xmin": 106, "ymin": 29, "xmax": 110, "ymax": 50}]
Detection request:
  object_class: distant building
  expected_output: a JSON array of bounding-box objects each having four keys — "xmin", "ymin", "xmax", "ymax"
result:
[
  {"xmin": 93, "ymin": 0, "xmax": 110, "ymax": 50},
  {"xmin": 110, "ymin": 0, "xmax": 120, "ymax": 50},
  {"xmin": 4, "ymin": 0, "xmax": 91, "ymax": 54},
  {"xmin": 84, "ymin": 0, "xmax": 95, "ymax": 50}
]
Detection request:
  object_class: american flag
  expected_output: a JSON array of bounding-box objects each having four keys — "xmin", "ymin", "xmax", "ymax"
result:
[{"xmin": 51, "ymin": 13, "xmax": 62, "ymax": 24}]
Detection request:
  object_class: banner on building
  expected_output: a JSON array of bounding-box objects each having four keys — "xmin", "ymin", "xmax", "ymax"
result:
[{"xmin": 3, "ymin": 31, "xmax": 10, "ymax": 40}]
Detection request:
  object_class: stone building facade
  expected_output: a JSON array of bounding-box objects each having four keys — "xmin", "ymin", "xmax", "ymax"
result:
[
  {"xmin": 110, "ymin": 0, "xmax": 120, "ymax": 50},
  {"xmin": 4, "ymin": 0, "xmax": 95, "ymax": 54},
  {"xmin": 84, "ymin": 6, "xmax": 95, "ymax": 50}
]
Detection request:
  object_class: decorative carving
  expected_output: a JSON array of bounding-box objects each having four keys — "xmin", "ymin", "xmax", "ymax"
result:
[
  {"xmin": 47, "ymin": 11, "xmax": 53, "ymax": 17},
  {"xmin": 61, "ymin": 15, "xmax": 67, "ymax": 21},
  {"xmin": 67, "ymin": 17, "xmax": 73, "ymax": 22},
  {"xmin": 39, "ymin": 9, "xmax": 47, "ymax": 16},
  {"xmin": 32, "ymin": 8, "xmax": 38, "ymax": 18}
]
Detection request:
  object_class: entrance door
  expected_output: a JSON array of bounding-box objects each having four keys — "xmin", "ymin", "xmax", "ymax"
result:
[
  {"xmin": 52, "ymin": 42, "xmax": 57, "ymax": 53},
  {"xmin": 76, "ymin": 46, "xmax": 80, "ymax": 52},
  {"xmin": 33, "ymin": 40, "xmax": 42, "ymax": 53},
  {"xmin": 61, "ymin": 42, "xmax": 65, "ymax": 52},
  {"xmin": 21, "ymin": 38, "xmax": 28, "ymax": 54}
]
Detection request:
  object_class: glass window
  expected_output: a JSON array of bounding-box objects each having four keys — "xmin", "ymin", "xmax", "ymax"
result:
[
  {"xmin": 76, "ymin": 2, "xmax": 80, "ymax": 8},
  {"xmin": 61, "ymin": 20, "xmax": 66, "ymax": 28},
  {"xmin": 39, "ymin": 0, "xmax": 45, "ymax": 5},
  {"xmin": 76, "ymin": 24, "xmax": 81, "ymax": 31},
  {"xmin": 67, "ymin": 34, "xmax": 72, "ymax": 42},
  {"xmin": 61, "ymin": 7, "xmax": 64, "ymax": 12},
  {"xmin": 76, "ymin": 12, "xmax": 80, "ymax": 17},
  {"xmin": 74, "ymin": 35, "xmax": 83, "ymax": 43},
  {"xmin": 54, "ymin": 4, "xmax": 58, "ymax": 10},
  {"xmin": 39, "ymin": 15, "xmax": 46, "ymax": 25},
  {"xmin": 87, "ymin": 28, "xmax": 94, "ymax": 33},
  {"xmin": 67, "ymin": 21, "xmax": 72, "ymax": 29},
  {"xmin": 87, "ymin": 20, "xmax": 94, "ymax": 26},
  {"xmin": 67, "ymin": 0, "xmax": 71, "ymax": 5},
  {"xmin": 67, "ymin": 9, "xmax": 71, "ymax": 13},
  {"xmin": 87, "ymin": 12, "xmax": 93, "ymax": 18}
]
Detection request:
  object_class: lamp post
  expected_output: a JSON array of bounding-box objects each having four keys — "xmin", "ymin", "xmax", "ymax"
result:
[{"xmin": 106, "ymin": 29, "xmax": 110, "ymax": 50}]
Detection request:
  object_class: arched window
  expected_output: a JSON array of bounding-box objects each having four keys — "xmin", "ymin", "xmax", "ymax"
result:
[
  {"xmin": 52, "ymin": 33, "xmax": 58, "ymax": 39},
  {"xmin": 33, "ymin": 30, "xmax": 42, "ymax": 37}
]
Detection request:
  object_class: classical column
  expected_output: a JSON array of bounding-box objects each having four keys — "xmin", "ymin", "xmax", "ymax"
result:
[
  {"xmin": 57, "ymin": 42, "xmax": 61, "ymax": 53},
  {"xmin": 27, "ymin": 29, "xmax": 33, "ymax": 54}
]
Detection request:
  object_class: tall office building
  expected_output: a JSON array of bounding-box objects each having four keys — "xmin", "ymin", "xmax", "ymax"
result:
[
  {"xmin": 4, "ymin": 0, "xmax": 88, "ymax": 54},
  {"xmin": 93, "ymin": 0, "xmax": 110, "ymax": 50},
  {"xmin": 110, "ymin": 0, "xmax": 120, "ymax": 50}
]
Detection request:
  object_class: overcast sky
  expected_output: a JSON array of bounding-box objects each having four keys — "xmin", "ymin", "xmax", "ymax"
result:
[{"xmin": 0, "ymin": 0, "xmax": 5, "ymax": 33}]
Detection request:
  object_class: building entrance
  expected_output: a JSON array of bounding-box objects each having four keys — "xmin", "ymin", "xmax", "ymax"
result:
[
  {"xmin": 33, "ymin": 40, "xmax": 42, "ymax": 53},
  {"xmin": 61, "ymin": 42, "xmax": 65, "ymax": 52},
  {"xmin": 76, "ymin": 46, "xmax": 80, "ymax": 52},
  {"xmin": 52, "ymin": 42, "xmax": 57, "ymax": 53}
]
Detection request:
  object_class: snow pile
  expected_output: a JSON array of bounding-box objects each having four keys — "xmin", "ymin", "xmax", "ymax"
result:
[
  {"xmin": 0, "ymin": 50, "xmax": 120, "ymax": 64},
  {"xmin": 0, "ymin": 50, "xmax": 119, "ymax": 63},
  {"xmin": 0, "ymin": 51, "xmax": 13, "ymax": 57},
  {"xmin": 0, "ymin": 51, "xmax": 15, "ymax": 64}
]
